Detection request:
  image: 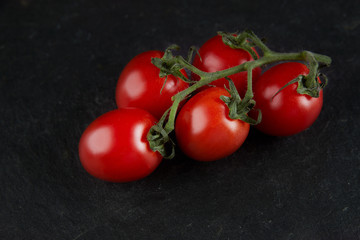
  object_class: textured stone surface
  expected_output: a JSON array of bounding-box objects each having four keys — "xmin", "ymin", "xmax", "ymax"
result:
[{"xmin": 0, "ymin": 0, "xmax": 359, "ymax": 239}]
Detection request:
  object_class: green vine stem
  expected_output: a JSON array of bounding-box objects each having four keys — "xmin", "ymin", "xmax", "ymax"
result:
[{"xmin": 147, "ymin": 30, "xmax": 332, "ymax": 158}]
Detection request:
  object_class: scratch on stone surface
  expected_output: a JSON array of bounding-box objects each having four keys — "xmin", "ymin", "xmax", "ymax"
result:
[
  {"xmin": 72, "ymin": 228, "xmax": 92, "ymax": 240},
  {"xmin": 343, "ymin": 20, "xmax": 360, "ymax": 31},
  {"xmin": 324, "ymin": 209, "xmax": 334, "ymax": 218},
  {"xmin": 217, "ymin": 225, "xmax": 223, "ymax": 236},
  {"xmin": 317, "ymin": 120, "xmax": 330, "ymax": 138}
]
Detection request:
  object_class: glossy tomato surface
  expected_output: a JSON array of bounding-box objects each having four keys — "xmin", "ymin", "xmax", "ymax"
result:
[
  {"xmin": 116, "ymin": 51, "xmax": 189, "ymax": 119},
  {"xmin": 192, "ymin": 35, "xmax": 261, "ymax": 97},
  {"xmin": 251, "ymin": 62, "xmax": 323, "ymax": 136},
  {"xmin": 78, "ymin": 108, "xmax": 162, "ymax": 182},
  {"xmin": 175, "ymin": 87, "xmax": 250, "ymax": 161}
]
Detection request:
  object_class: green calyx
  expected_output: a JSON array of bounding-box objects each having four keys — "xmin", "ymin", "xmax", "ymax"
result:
[
  {"xmin": 218, "ymin": 31, "xmax": 259, "ymax": 60},
  {"xmin": 272, "ymin": 51, "xmax": 331, "ymax": 98},
  {"xmin": 147, "ymin": 29, "xmax": 332, "ymax": 159},
  {"xmin": 297, "ymin": 73, "xmax": 328, "ymax": 97},
  {"xmin": 297, "ymin": 51, "xmax": 330, "ymax": 97},
  {"xmin": 151, "ymin": 45, "xmax": 193, "ymax": 84},
  {"xmin": 147, "ymin": 124, "xmax": 175, "ymax": 159},
  {"xmin": 147, "ymin": 109, "xmax": 175, "ymax": 159},
  {"xmin": 220, "ymin": 78, "xmax": 262, "ymax": 125}
]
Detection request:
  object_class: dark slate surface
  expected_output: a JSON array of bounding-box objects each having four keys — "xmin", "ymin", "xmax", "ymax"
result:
[{"xmin": 1, "ymin": 0, "xmax": 359, "ymax": 239}]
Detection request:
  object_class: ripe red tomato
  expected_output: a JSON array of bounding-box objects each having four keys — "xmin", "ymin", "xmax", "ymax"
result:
[
  {"xmin": 78, "ymin": 108, "xmax": 162, "ymax": 182},
  {"xmin": 251, "ymin": 62, "xmax": 323, "ymax": 136},
  {"xmin": 192, "ymin": 35, "xmax": 261, "ymax": 97},
  {"xmin": 175, "ymin": 87, "xmax": 250, "ymax": 161},
  {"xmin": 115, "ymin": 50, "xmax": 189, "ymax": 119}
]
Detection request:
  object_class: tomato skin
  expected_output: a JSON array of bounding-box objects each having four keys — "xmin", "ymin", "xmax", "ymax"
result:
[
  {"xmin": 251, "ymin": 62, "xmax": 323, "ymax": 136},
  {"xmin": 78, "ymin": 108, "xmax": 162, "ymax": 182},
  {"xmin": 115, "ymin": 51, "xmax": 189, "ymax": 119},
  {"xmin": 175, "ymin": 87, "xmax": 250, "ymax": 161},
  {"xmin": 192, "ymin": 35, "xmax": 261, "ymax": 97}
]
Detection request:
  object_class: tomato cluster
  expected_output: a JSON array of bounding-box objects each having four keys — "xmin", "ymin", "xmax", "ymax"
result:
[{"xmin": 78, "ymin": 31, "xmax": 329, "ymax": 182}]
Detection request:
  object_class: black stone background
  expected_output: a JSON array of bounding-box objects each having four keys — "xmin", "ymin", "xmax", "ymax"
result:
[{"xmin": 1, "ymin": 0, "xmax": 359, "ymax": 239}]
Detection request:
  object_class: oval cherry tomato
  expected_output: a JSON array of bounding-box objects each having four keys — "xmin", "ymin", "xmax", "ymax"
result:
[
  {"xmin": 192, "ymin": 35, "xmax": 261, "ymax": 98},
  {"xmin": 251, "ymin": 62, "xmax": 323, "ymax": 136},
  {"xmin": 175, "ymin": 87, "xmax": 250, "ymax": 161},
  {"xmin": 115, "ymin": 51, "xmax": 189, "ymax": 119},
  {"xmin": 78, "ymin": 108, "xmax": 162, "ymax": 182}
]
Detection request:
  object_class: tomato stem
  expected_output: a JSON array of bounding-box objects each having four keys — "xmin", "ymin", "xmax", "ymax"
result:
[
  {"xmin": 148, "ymin": 30, "xmax": 332, "ymax": 158},
  {"xmin": 163, "ymin": 51, "xmax": 330, "ymax": 133}
]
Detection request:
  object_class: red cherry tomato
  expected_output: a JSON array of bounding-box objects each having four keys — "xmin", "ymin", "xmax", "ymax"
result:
[
  {"xmin": 251, "ymin": 62, "xmax": 323, "ymax": 136},
  {"xmin": 175, "ymin": 87, "xmax": 250, "ymax": 161},
  {"xmin": 115, "ymin": 50, "xmax": 189, "ymax": 119},
  {"xmin": 192, "ymin": 35, "xmax": 261, "ymax": 97},
  {"xmin": 78, "ymin": 108, "xmax": 162, "ymax": 182}
]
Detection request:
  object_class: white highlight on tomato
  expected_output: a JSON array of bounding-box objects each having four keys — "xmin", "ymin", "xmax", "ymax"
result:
[
  {"xmin": 224, "ymin": 118, "xmax": 239, "ymax": 133},
  {"xmin": 191, "ymin": 106, "xmax": 209, "ymax": 135},
  {"xmin": 87, "ymin": 126, "xmax": 113, "ymax": 155},
  {"xmin": 133, "ymin": 123, "xmax": 147, "ymax": 153},
  {"xmin": 124, "ymin": 71, "xmax": 145, "ymax": 99}
]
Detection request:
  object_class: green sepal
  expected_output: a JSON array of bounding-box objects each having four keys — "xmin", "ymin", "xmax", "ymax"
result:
[
  {"xmin": 271, "ymin": 71, "xmax": 327, "ymax": 99},
  {"xmin": 151, "ymin": 45, "xmax": 193, "ymax": 84},
  {"xmin": 147, "ymin": 125, "xmax": 175, "ymax": 159},
  {"xmin": 217, "ymin": 31, "xmax": 258, "ymax": 60},
  {"xmin": 147, "ymin": 109, "xmax": 175, "ymax": 159},
  {"xmin": 297, "ymin": 74, "xmax": 324, "ymax": 98},
  {"xmin": 187, "ymin": 46, "xmax": 202, "ymax": 63},
  {"xmin": 272, "ymin": 75, "xmax": 304, "ymax": 99},
  {"xmin": 221, "ymin": 78, "xmax": 261, "ymax": 125}
]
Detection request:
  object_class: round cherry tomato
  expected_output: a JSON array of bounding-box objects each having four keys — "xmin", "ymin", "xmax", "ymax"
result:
[
  {"xmin": 251, "ymin": 62, "xmax": 323, "ymax": 136},
  {"xmin": 115, "ymin": 51, "xmax": 189, "ymax": 119},
  {"xmin": 78, "ymin": 108, "xmax": 162, "ymax": 182},
  {"xmin": 192, "ymin": 35, "xmax": 261, "ymax": 98},
  {"xmin": 175, "ymin": 87, "xmax": 250, "ymax": 161}
]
